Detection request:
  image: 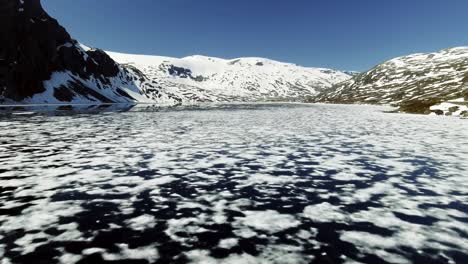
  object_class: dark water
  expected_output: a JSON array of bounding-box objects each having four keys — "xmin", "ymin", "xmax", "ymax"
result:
[{"xmin": 0, "ymin": 103, "xmax": 467, "ymax": 264}]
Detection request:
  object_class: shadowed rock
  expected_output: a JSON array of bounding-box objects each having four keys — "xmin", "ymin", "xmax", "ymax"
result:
[{"xmin": 0, "ymin": 0, "xmax": 123, "ymax": 101}]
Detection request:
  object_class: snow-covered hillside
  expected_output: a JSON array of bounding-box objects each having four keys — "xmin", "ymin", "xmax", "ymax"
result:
[
  {"xmin": 314, "ymin": 47, "xmax": 468, "ymax": 116},
  {"xmin": 106, "ymin": 51, "xmax": 351, "ymax": 103},
  {"xmin": 0, "ymin": 0, "xmax": 352, "ymax": 105},
  {"xmin": 2, "ymin": 43, "xmax": 351, "ymax": 105}
]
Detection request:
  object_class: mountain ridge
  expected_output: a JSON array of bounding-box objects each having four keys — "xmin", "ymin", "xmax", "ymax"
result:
[
  {"xmin": 105, "ymin": 50, "xmax": 351, "ymax": 104},
  {"xmin": 313, "ymin": 47, "xmax": 468, "ymax": 117},
  {"xmin": 0, "ymin": 0, "xmax": 351, "ymax": 105}
]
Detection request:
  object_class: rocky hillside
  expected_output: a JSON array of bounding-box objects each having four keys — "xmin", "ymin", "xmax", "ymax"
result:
[
  {"xmin": 0, "ymin": 0, "xmax": 350, "ymax": 105},
  {"xmin": 314, "ymin": 47, "xmax": 468, "ymax": 116},
  {"xmin": 0, "ymin": 0, "xmax": 158, "ymax": 104}
]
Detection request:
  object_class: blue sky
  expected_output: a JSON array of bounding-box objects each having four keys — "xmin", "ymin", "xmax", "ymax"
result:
[{"xmin": 42, "ymin": 0, "xmax": 468, "ymax": 71}]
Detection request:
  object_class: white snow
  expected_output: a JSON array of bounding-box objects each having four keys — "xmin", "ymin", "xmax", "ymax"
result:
[
  {"xmin": 218, "ymin": 238, "xmax": 239, "ymax": 249},
  {"xmin": 236, "ymin": 210, "xmax": 301, "ymax": 233},
  {"xmin": 303, "ymin": 203, "xmax": 347, "ymax": 223},
  {"xmin": 126, "ymin": 215, "xmax": 156, "ymax": 231},
  {"xmin": 106, "ymin": 50, "xmax": 351, "ymax": 102},
  {"xmin": 102, "ymin": 244, "xmax": 159, "ymax": 262}
]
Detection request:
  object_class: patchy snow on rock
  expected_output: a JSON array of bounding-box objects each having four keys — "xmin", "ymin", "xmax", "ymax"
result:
[
  {"xmin": 430, "ymin": 100, "xmax": 468, "ymax": 117},
  {"xmin": 316, "ymin": 46, "xmax": 468, "ymax": 114}
]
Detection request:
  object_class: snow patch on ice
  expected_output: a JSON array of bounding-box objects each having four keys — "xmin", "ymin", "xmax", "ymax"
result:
[
  {"xmin": 303, "ymin": 203, "xmax": 347, "ymax": 223},
  {"xmin": 236, "ymin": 210, "xmax": 300, "ymax": 233}
]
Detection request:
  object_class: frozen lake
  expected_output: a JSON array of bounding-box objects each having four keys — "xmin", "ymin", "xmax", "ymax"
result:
[{"xmin": 0, "ymin": 103, "xmax": 467, "ymax": 264}]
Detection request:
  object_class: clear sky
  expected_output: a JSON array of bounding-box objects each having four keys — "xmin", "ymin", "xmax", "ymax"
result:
[{"xmin": 42, "ymin": 0, "xmax": 468, "ymax": 71}]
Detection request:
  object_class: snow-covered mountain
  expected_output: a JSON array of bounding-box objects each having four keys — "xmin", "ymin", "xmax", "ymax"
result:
[
  {"xmin": 0, "ymin": 1, "xmax": 350, "ymax": 105},
  {"xmin": 106, "ymin": 51, "xmax": 351, "ymax": 103},
  {"xmin": 22, "ymin": 48, "xmax": 351, "ymax": 105},
  {"xmin": 314, "ymin": 47, "xmax": 468, "ymax": 116}
]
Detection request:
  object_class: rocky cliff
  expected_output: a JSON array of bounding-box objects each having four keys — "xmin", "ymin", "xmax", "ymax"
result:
[{"xmin": 0, "ymin": 0, "xmax": 149, "ymax": 104}]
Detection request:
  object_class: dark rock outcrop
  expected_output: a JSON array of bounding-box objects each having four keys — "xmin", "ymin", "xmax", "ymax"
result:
[
  {"xmin": 165, "ymin": 64, "xmax": 207, "ymax": 82},
  {"xmin": 0, "ymin": 0, "xmax": 125, "ymax": 102},
  {"xmin": 1, "ymin": 0, "xmax": 70, "ymax": 99},
  {"xmin": 168, "ymin": 65, "xmax": 193, "ymax": 79}
]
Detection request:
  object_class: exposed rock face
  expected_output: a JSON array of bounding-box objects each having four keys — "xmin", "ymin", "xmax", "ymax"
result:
[
  {"xmin": 314, "ymin": 47, "xmax": 468, "ymax": 114},
  {"xmin": 1, "ymin": 0, "xmax": 70, "ymax": 99},
  {"xmin": 0, "ymin": 0, "xmax": 130, "ymax": 102}
]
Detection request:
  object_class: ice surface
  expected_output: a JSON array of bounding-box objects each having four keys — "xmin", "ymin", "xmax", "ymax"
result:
[{"xmin": 0, "ymin": 103, "xmax": 467, "ymax": 263}]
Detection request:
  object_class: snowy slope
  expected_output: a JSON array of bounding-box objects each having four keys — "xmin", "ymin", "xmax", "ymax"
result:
[
  {"xmin": 106, "ymin": 51, "xmax": 351, "ymax": 103},
  {"xmin": 4, "ymin": 48, "xmax": 352, "ymax": 105},
  {"xmin": 0, "ymin": 0, "xmax": 351, "ymax": 106},
  {"xmin": 314, "ymin": 47, "xmax": 468, "ymax": 115},
  {"xmin": 17, "ymin": 44, "xmax": 152, "ymax": 105}
]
